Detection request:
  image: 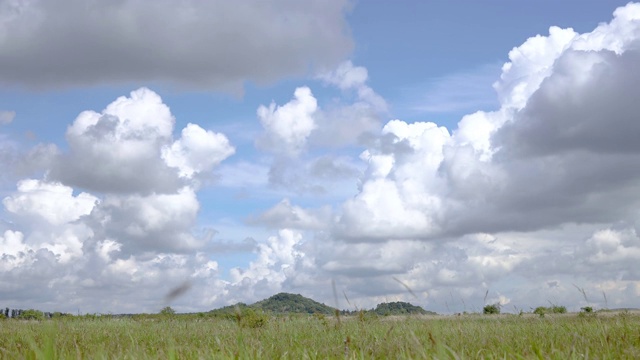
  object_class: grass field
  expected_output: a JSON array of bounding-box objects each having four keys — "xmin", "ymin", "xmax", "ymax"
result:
[{"xmin": 1, "ymin": 311, "xmax": 639, "ymax": 359}]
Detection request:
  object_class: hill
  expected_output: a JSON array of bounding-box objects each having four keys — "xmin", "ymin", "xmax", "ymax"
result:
[
  {"xmin": 208, "ymin": 294, "xmax": 438, "ymax": 316},
  {"xmin": 253, "ymin": 293, "xmax": 337, "ymax": 314},
  {"xmin": 207, "ymin": 302, "xmax": 250, "ymax": 316},
  {"xmin": 372, "ymin": 301, "xmax": 436, "ymax": 315}
]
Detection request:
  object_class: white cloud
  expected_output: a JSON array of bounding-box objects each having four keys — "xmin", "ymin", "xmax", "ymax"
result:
[
  {"xmin": 318, "ymin": 60, "xmax": 387, "ymax": 112},
  {"xmin": 250, "ymin": 199, "xmax": 331, "ymax": 230},
  {"xmin": 3, "ymin": 179, "xmax": 97, "ymax": 226},
  {"xmin": 228, "ymin": 229, "xmax": 307, "ymax": 302},
  {"xmin": 51, "ymin": 87, "xmax": 181, "ymax": 194},
  {"xmin": 5, "ymin": 3, "xmax": 640, "ymax": 316},
  {"xmin": 0, "ymin": 87, "xmax": 240, "ymax": 313},
  {"xmin": 337, "ymin": 2, "xmax": 640, "ymax": 240},
  {"xmin": 87, "ymin": 187, "xmax": 203, "ymax": 255},
  {"xmin": 257, "ymin": 87, "xmax": 318, "ymax": 157},
  {"xmin": 0, "ymin": 230, "xmax": 28, "ymax": 259},
  {"xmin": 337, "ymin": 120, "xmax": 450, "ymax": 240},
  {"xmin": 318, "ymin": 60, "xmax": 369, "ymax": 90},
  {"xmin": 0, "ymin": 0, "xmax": 352, "ymax": 91},
  {"xmin": 162, "ymin": 123, "xmax": 235, "ymax": 179},
  {"xmin": 259, "ymin": 62, "xmax": 386, "ymax": 194},
  {"xmin": 0, "ymin": 110, "xmax": 15, "ymax": 124}
]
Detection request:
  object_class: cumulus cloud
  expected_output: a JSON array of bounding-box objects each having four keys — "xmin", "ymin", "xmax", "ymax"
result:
[
  {"xmin": 49, "ymin": 87, "xmax": 235, "ymax": 194},
  {"xmin": 3, "ymin": 179, "xmax": 97, "ymax": 226},
  {"xmin": 312, "ymin": 61, "xmax": 387, "ymax": 148},
  {"xmin": 5, "ymin": 3, "xmax": 640, "ymax": 315},
  {"xmin": 257, "ymin": 62, "xmax": 385, "ymax": 194},
  {"xmin": 85, "ymin": 187, "xmax": 203, "ymax": 255},
  {"xmin": 162, "ymin": 123, "xmax": 235, "ymax": 179},
  {"xmin": 249, "ymin": 199, "xmax": 331, "ymax": 230},
  {"xmin": 257, "ymin": 87, "xmax": 318, "ymax": 157},
  {"xmin": 49, "ymin": 87, "xmax": 181, "ymax": 194},
  {"xmin": 338, "ymin": 2, "xmax": 640, "ymax": 240},
  {"xmin": 0, "ymin": 87, "xmax": 239, "ymax": 313},
  {"xmin": 0, "ymin": 0, "xmax": 353, "ymax": 91}
]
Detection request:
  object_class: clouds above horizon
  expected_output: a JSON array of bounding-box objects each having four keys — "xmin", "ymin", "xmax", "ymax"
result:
[
  {"xmin": 0, "ymin": 0, "xmax": 352, "ymax": 91},
  {"xmin": 2, "ymin": 2, "xmax": 640, "ymax": 315}
]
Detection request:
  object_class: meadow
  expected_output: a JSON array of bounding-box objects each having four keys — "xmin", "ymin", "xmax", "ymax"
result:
[{"xmin": 0, "ymin": 311, "xmax": 639, "ymax": 359}]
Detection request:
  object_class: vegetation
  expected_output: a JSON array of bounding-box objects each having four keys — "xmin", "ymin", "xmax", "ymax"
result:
[
  {"xmin": 533, "ymin": 305, "xmax": 567, "ymax": 316},
  {"xmin": 17, "ymin": 309, "xmax": 45, "ymax": 320},
  {"xmin": 252, "ymin": 292, "xmax": 337, "ymax": 314},
  {"xmin": 372, "ymin": 301, "xmax": 435, "ymax": 315},
  {"xmin": 159, "ymin": 306, "xmax": 175, "ymax": 315},
  {"xmin": 483, "ymin": 303, "xmax": 501, "ymax": 314},
  {"xmin": 0, "ymin": 311, "xmax": 638, "ymax": 358}
]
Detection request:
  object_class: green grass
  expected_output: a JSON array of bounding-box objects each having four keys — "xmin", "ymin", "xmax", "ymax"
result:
[{"xmin": 0, "ymin": 312, "xmax": 639, "ymax": 359}]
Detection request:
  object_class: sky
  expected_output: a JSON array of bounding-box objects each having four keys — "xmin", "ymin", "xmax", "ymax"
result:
[{"xmin": 1, "ymin": 0, "xmax": 639, "ymax": 314}]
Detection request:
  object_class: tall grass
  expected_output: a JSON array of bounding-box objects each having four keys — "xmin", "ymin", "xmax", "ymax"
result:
[{"xmin": 0, "ymin": 312, "xmax": 639, "ymax": 359}]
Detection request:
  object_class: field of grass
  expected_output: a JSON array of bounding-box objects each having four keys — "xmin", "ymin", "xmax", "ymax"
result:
[{"xmin": 1, "ymin": 311, "xmax": 639, "ymax": 359}]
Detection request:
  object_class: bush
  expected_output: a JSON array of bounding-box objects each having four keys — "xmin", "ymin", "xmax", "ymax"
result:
[
  {"xmin": 533, "ymin": 307, "xmax": 547, "ymax": 316},
  {"xmin": 18, "ymin": 309, "xmax": 44, "ymax": 320},
  {"xmin": 483, "ymin": 304, "xmax": 500, "ymax": 315},
  {"xmin": 159, "ymin": 306, "xmax": 175, "ymax": 315},
  {"xmin": 534, "ymin": 305, "xmax": 567, "ymax": 316},
  {"xmin": 581, "ymin": 306, "xmax": 594, "ymax": 313},
  {"xmin": 237, "ymin": 308, "xmax": 269, "ymax": 329}
]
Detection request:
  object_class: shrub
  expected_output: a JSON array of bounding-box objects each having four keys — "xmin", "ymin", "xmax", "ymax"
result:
[
  {"xmin": 534, "ymin": 305, "xmax": 566, "ymax": 316},
  {"xmin": 237, "ymin": 308, "xmax": 269, "ymax": 329},
  {"xmin": 483, "ymin": 304, "xmax": 500, "ymax": 315},
  {"xmin": 533, "ymin": 307, "xmax": 547, "ymax": 316},
  {"xmin": 159, "ymin": 306, "xmax": 175, "ymax": 316},
  {"xmin": 18, "ymin": 309, "xmax": 44, "ymax": 320},
  {"xmin": 581, "ymin": 306, "xmax": 593, "ymax": 313}
]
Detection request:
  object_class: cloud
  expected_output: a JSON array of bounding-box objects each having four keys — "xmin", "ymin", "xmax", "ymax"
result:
[
  {"xmin": 312, "ymin": 61, "xmax": 387, "ymax": 148},
  {"xmin": 228, "ymin": 229, "xmax": 307, "ymax": 301},
  {"xmin": 49, "ymin": 87, "xmax": 235, "ymax": 194},
  {"xmin": 3, "ymin": 179, "xmax": 97, "ymax": 226},
  {"xmin": 249, "ymin": 199, "xmax": 331, "ymax": 230},
  {"xmin": 318, "ymin": 60, "xmax": 369, "ymax": 91},
  {"xmin": 0, "ymin": 0, "xmax": 353, "ymax": 91},
  {"xmin": 85, "ymin": 187, "xmax": 204, "ymax": 255},
  {"xmin": 5, "ymin": 3, "xmax": 640, "ymax": 316},
  {"xmin": 162, "ymin": 123, "xmax": 235, "ymax": 179},
  {"xmin": 256, "ymin": 87, "xmax": 318, "ymax": 157},
  {"xmin": 0, "ymin": 87, "xmax": 238, "ymax": 313},
  {"xmin": 337, "ymin": 2, "xmax": 640, "ymax": 240},
  {"xmin": 257, "ymin": 62, "xmax": 385, "ymax": 194},
  {"xmin": 49, "ymin": 87, "xmax": 181, "ymax": 194},
  {"xmin": 0, "ymin": 110, "xmax": 15, "ymax": 124}
]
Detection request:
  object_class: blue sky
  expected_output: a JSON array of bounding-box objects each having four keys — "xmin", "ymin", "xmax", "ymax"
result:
[{"xmin": 1, "ymin": 0, "xmax": 640, "ymax": 314}]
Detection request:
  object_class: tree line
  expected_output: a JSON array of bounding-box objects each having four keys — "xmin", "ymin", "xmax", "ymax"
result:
[{"xmin": 0, "ymin": 307, "xmax": 72, "ymax": 320}]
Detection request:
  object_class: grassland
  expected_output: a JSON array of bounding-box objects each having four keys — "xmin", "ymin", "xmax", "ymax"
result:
[{"xmin": 0, "ymin": 311, "xmax": 639, "ymax": 359}]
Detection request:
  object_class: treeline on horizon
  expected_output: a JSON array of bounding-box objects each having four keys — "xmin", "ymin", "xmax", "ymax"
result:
[
  {"xmin": 0, "ymin": 307, "xmax": 73, "ymax": 320},
  {"xmin": 1, "ymin": 292, "xmax": 623, "ymax": 320}
]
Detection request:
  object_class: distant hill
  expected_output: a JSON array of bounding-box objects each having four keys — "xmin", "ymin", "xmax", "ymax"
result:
[
  {"xmin": 208, "ymin": 294, "xmax": 437, "ymax": 316},
  {"xmin": 207, "ymin": 302, "xmax": 249, "ymax": 316},
  {"xmin": 253, "ymin": 293, "xmax": 337, "ymax": 315},
  {"xmin": 373, "ymin": 301, "xmax": 436, "ymax": 315}
]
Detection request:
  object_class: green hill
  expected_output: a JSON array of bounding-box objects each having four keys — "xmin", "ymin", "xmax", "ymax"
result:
[
  {"xmin": 208, "ymin": 294, "xmax": 437, "ymax": 316},
  {"xmin": 372, "ymin": 301, "xmax": 435, "ymax": 315},
  {"xmin": 207, "ymin": 302, "xmax": 250, "ymax": 316},
  {"xmin": 253, "ymin": 293, "xmax": 337, "ymax": 315}
]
